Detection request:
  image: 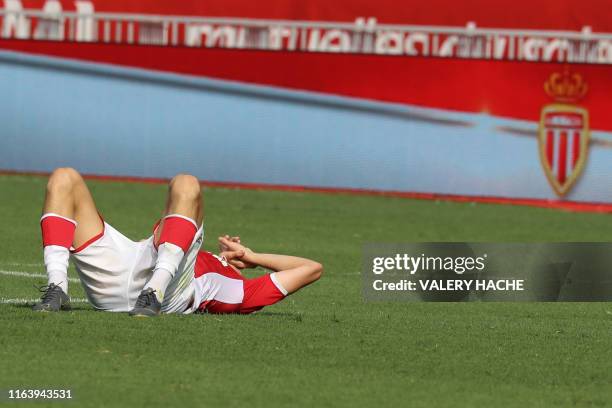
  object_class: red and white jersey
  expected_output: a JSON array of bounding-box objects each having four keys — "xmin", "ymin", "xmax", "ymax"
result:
[{"xmin": 192, "ymin": 251, "xmax": 287, "ymax": 314}]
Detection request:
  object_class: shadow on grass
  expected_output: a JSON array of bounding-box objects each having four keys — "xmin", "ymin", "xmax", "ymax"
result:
[
  {"xmin": 250, "ymin": 311, "xmax": 304, "ymax": 321},
  {"xmin": 6, "ymin": 304, "xmax": 304, "ymax": 320},
  {"xmin": 192, "ymin": 310, "xmax": 305, "ymax": 322}
]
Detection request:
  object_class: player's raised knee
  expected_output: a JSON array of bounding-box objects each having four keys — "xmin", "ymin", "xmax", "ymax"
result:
[
  {"xmin": 47, "ymin": 167, "xmax": 81, "ymax": 193},
  {"xmin": 169, "ymin": 174, "xmax": 201, "ymax": 200},
  {"xmin": 310, "ymin": 261, "xmax": 324, "ymax": 282}
]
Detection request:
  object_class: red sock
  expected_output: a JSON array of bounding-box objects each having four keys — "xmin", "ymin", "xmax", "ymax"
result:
[
  {"xmin": 40, "ymin": 213, "xmax": 77, "ymax": 293},
  {"xmin": 158, "ymin": 214, "xmax": 197, "ymax": 252},
  {"xmin": 146, "ymin": 215, "xmax": 198, "ymax": 297},
  {"xmin": 41, "ymin": 213, "xmax": 76, "ymax": 249}
]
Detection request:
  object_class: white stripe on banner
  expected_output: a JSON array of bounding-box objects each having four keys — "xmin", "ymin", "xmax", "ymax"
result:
[
  {"xmin": 566, "ymin": 131, "xmax": 572, "ymax": 175},
  {"xmin": 553, "ymin": 130, "xmax": 561, "ymax": 179}
]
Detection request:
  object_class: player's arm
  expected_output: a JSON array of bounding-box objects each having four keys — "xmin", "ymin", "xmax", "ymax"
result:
[{"xmin": 218, "ymin": 236, "xmax": 323, "ymax": 294}]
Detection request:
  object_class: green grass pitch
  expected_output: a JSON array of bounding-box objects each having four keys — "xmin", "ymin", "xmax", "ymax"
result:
[{"xmin": 1, "ymin": 174, "xmax": 611, "ymax": 407}]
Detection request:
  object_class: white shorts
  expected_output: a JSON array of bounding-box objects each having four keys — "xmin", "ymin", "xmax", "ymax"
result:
[{"xmin": 70, "ymin": 221, "xmax": 204, "ymax": 313}]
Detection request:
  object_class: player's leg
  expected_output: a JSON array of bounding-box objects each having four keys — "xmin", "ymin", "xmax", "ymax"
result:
[
  {"xmin": 130, "ymin": 174, "xmax": 202, "ymax": 317},
  {"xmin": 34, "ymin": 167, "xmax": 104, "ymax": 311}
]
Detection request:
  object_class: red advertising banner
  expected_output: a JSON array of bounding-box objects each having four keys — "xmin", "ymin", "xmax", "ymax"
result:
[
  {"xmin": 12, "ymin": 0, "xmax": 612, "ymax": 30},
  {"xmin": 1, "ymin": 0, "xmax": 611, "ymax": 203}
]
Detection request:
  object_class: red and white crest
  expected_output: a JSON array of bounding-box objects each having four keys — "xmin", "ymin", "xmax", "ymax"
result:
[{"xmin": 539, "ymin": 71, "xmax": 590, "ymax": 197}]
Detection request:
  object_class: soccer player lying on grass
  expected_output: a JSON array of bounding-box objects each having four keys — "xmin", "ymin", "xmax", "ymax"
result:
[{"xmin": 33, "ymin": 167, "xmax": 323, "ymax": 316}]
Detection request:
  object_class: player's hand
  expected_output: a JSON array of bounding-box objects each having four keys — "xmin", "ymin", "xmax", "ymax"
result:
[
  {"xmin": 219, "ymin": 235, "xmax": 249, "ymax": 268},
  {"xmin": 219, "ymin": 248, "xmax": 246, "ymax": 267},
  {"xmin": 218, "ymin": 235, "xmax": 241, "ymax": 252},
  {"xmin": 218, "ymin": 236, "xmax": 257, "ymax": 269},
  {"xmin": 219, "ymin": 235, "xmax": 249, "ymax": 269}
]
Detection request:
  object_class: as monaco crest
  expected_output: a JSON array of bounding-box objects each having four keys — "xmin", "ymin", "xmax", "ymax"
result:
[{"xmin": 539, "ymin": 70, "xmax": 590, "ymax": 197}]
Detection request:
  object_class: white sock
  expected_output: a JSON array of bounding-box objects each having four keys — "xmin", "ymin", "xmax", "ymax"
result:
[
  {"xmin": 145, "ymin": 242, "xmax": 185, "ymax": 300},
  {"xmin": 44, "ymin": 245, "xmax": 69, "ymax": 293}
]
